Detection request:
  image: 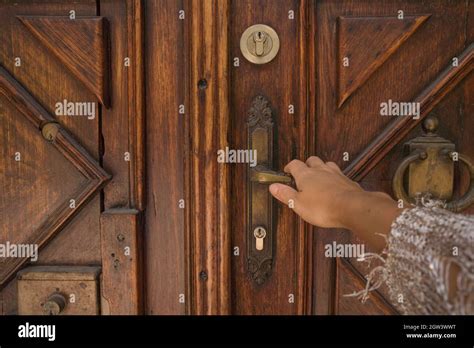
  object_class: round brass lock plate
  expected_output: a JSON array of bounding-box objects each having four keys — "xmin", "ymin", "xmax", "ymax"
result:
[{"xmin": 240, "ymin": 24, "xmax": 280, "ymax": 64}]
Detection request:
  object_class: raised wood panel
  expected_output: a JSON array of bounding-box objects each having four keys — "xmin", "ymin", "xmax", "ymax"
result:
[
  {"xmin": 0, "ymin": 0, "xmax": 104, "ymax": 314},
  {"xmin": 18, "ymin": 15, "xmax": 110, "ymax": 107},
  {"xmin": 337, "ymin": 15, "xmax": 429, "ymax": 107},
  {"xmin": 0, "ymin": 65, "xmax": 110, "ymax": 287},
  {"xmin": 316, "ymin": 0, "xmax": 467, "ymax": 169},
  {"xmin": 345, "ymin": 43, "xmax": 474, "ymax": 181}
]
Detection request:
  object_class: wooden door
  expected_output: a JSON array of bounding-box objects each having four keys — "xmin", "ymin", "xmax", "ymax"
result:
[
  {"xmin": 0, "ymin": 0, "xmax": 144, "ymax": 315},
  {"xmin": 144, "ymin": 0, "xmax": 473, "ymax": 315},
  {"xmin": 1, "ymin": 0, "xmax": 472, "ymax": 316}
]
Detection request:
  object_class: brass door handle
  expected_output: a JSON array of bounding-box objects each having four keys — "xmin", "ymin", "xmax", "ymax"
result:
[
  {"xmin": 392, "ymin": 116, "xmax": 474, "ymax": 212},
  {"xmin": 246, "ymin": 95, "xmax": 289, "ymax": 285},
  {"xmin": 250, "ymin": 165, "xmax": 292, "ymax": 184}
]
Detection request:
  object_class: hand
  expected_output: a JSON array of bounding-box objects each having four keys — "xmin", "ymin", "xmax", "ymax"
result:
[{"xmin": 269, "ymin": 156, "xmax": 363, "ymax": 228}]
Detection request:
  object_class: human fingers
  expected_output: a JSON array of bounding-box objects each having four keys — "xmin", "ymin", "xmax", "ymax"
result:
[{"xmin": 305, "ymin": 156, "xmax": 324, "ymax": 168}]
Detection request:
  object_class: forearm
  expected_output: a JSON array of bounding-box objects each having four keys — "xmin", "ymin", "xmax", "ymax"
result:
[{"xmin": 337, "ymin": 191, "xmax": 402, "ymax": 253}]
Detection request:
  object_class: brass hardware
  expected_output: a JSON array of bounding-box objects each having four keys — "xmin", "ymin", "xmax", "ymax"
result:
[
  {"xmin": 393, "ymin": 116, "xmax": 474, "ymax": 212},
  {"xmin": 250, "ymin": 165, "xmax": 292, "ymax": 184},
  {"xmin": 253, "ymin": 226, "xmax": 267, "ymax": 251},
  {"xmin": 247, "ymin": 95, "xmax": 289, "ymax": 285},
  {"xmin": 17, "ymin": 266, "xmax": 101, "ymax": 315},
  {"xmin": 43, "ymin": 293, "xmax": 67, "ymax": 315},
  {"xmin": 41, "ymin": 122, "xmax": 60, "ymax": 141},
  {"xmin": 240, "ymin": 24, "xmax": 280, "ymax": 64}
]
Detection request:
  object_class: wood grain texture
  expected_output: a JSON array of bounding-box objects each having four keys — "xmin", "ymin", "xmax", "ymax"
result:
[
  {"xmin": 315, "ymin": 0, "xmax": 472, "ymax": 315},
  {"xmin": 126, "ymin": 0, "xmax": 146, "ymax": 210},
  {"xmin": 0, "ymin": 65, "xmax": 110, "ymax": 288},
  {"xmin": 0, "ymin": 0, "xmax": 101, "ymax": 314},
  {"xmin": 344, "ymin": 43, "xmax": 474, "ymax": 181},
  {"xmin": 335, "ymin": 258, "xmax": 397, "ymax": 315},
  {"xmin": 18, "ymin": 15, "xmax": 110, "ymax": 107},
  {"xmin": 337, "ymin": 15, "xmax": 429, "ymax": 107},
  {"xmin": 101, "ymin": 0, "xmax": 146, "ymax": 211},
  {"xmin": 144, "ymin": 0, "xmax": 188, "ymax": 314},
  {"xmin": 100, "ymin": 209, "xmax": 143, "ymax": 315},
  {"xmin": 17, "ymin": 266, "xmax": 101, "ymax": 315},
  {"xmin": 188, "ymin": 0, "xmax": 231, "ymax": 315},
  {"xmin": 230, "ymin": 0, "xmax": 310, "ymax": 315}
]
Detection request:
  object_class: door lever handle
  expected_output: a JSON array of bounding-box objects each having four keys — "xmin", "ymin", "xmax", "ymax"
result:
[
  {"xmin": 246, "ymin": 95, "xmax": 289, "ymax": 285},
  {"xmin": 250, "ymin": 165, "xmax": 292, "ymax": 184}
]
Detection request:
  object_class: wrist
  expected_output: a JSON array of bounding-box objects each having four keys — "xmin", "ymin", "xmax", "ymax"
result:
[
  {"xmin": 332, "ymin": 189, "xmax": 369, "ymax": 229},
  {"xmin": 336, "ymin": 190, "xmax": 396, "ymax": 230}
]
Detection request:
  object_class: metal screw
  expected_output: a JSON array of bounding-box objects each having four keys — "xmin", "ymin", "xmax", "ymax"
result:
[{"xmin": 117, "ymin": 233, "xmax": 125, "ymax": 242}]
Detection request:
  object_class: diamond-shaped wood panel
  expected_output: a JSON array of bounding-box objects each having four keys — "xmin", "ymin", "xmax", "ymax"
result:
[{"xmin": 0, "ymin": 65, "xmax": 110, "ymax": 287}]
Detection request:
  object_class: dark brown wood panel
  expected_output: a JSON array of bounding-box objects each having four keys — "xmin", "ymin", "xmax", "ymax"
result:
[
  {"xmin": 230, "ymin": 0, "xmax": 311, "ymax": 315},
  {"xmin": 313, "ymin": 0, "xmax": 473, "ymax": 314},
  {"xmin": 0, "ymin": 0, "xmax": 103, "ymax": 315},
  {"xmin": 144, "ymin": 0, "xmax": 187, "ymax": 315}
]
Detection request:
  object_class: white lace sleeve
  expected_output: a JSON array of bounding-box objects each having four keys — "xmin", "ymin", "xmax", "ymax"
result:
[{"xmin": 346, "ymin": 206, "xmax": 474, "ymax": 315}]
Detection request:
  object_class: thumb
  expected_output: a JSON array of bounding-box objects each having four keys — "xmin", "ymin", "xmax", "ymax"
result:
[{"xmin": 269, "ymin": 183, "xmax": 298, "ymax": 207}]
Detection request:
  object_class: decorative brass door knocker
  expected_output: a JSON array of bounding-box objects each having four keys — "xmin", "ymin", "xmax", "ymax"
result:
[{"xmin": 392, "ymin": 116, "xmax": 474, "ymax": 212}]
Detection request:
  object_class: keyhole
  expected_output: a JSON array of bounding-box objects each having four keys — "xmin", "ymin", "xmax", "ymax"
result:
[
  {"xmin": 253, "ymin": 31, "xmax": 267, "ymax": 56},
  {"xmin": 254, "ymin": 227, "xmax": 266, "ymax": 238}
]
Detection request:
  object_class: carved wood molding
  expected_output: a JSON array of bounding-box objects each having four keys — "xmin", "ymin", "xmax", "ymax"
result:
[
  {"xmin": 18, "ymin": 16, "xmax": 110, "ymax": 107},
  {"xmin": 126, "ymin": 0, "xmax": 146, "ymax": 210},
  {"xmin": 0, "ymin": 65, "xmax": 111, "ymax": 288},
  {"xmin": 344, "ymin": 43, "xmax": 474, "ymax": 181}
]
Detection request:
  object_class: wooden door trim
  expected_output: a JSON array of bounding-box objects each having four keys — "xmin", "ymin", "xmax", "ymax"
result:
[
  {"xmin": 99, "ymin": 0, "xmax": 145, "ymax": 314},
  {"xmin": 125, "ymin": 0, "xmax": 146, "ymax": 211},
  {"xmin": 187, "ymin": 0, "xmax": 231, "ymax": 315}
]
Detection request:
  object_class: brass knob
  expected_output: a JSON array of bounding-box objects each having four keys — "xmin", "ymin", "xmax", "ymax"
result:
[
  {"xmin": 41, "ymin": 122, "xmax": 60, "ymax": 142},
  {"xmin": 422, "ymin": 116, "xmax": 439, "ymax": 135},
  {"xmin": 43, "ymin": 293, "xmax": 67, "ymax": 315}
]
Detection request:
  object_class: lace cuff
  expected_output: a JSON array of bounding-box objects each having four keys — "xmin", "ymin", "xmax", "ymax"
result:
[{"xmin": 345, "ymin": 206, "xmax": 474, "ymax": 315}]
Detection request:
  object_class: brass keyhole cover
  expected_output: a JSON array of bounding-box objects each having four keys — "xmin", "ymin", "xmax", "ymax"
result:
[{"xmin": 240, "ymin": 24, "xmax": 280, "ymax": 64}]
